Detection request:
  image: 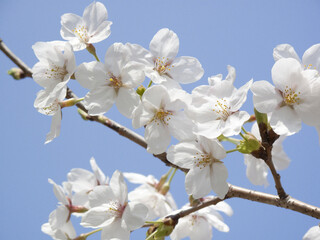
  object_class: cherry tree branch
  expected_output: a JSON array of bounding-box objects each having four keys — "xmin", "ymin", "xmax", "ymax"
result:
[
  {"xmin": 0, "ymin": 38, "xmax": 32, "ymax": 78},
  {"xmin": 1, "ymin": 39, "xmax": 320, "ymax": 220}
]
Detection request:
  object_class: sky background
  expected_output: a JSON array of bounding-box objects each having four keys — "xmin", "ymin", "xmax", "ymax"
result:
[{"xmin": 1, "ymin": 0, "xmax": 320, "ymax": 239}]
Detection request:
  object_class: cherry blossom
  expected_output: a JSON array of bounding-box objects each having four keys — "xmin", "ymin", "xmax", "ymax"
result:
[
  {"xmin": 81, "ymin": 170, "xmax": 148, "ymax": 240},
  {"xmin": 41, "ymin": 217, "xmax": 76, "ymax": 240},
  {"xmin": 127, "ymin": 28, "xmax": 204, "ymax": 88},
  {"xmin": 67, "ymin": 157, "xmax": 109, "ymax": 207},
  {"xmin": 124, "ymin": 172, "xmax": 177, "ymax": 220},
  {"xmin": 251, "ymin": 57, "xmax": 320, "ymax": 136},
  {"xmin": 170, "ymin": 199, "xmax": 233, "ymax": 240},
  {"xmin": 167, "ymin": 136, "xmax": 229, "ymax": 199},
  {"xmin": 244, "ymin": 122, "xmax": 290, "ymax": 186},
  {"xmin": 32, "ymin": 41, "xmax": 76, "ymax": 143},
  {"xmin": 303, "ymin": 225, "xmax": 320, "ymax": 240},
  {"xmin": 60, "ymin": 2, "xmax": 112, "ymax": 51},
  {"xmin": 132, "ymin": 85, "xmax": 195, "ymax": 154},
  {"xmin": 188, "ymin": 66, "xmax": 252, "ymax": 139},
  {"xmin": 75, "ymin": 43, "xmax": 145, "ymax": 118}
]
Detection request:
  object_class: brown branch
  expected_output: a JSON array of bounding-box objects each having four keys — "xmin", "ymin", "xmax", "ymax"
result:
[
  {"xmin": 0, "ymin": 38, "xmax": 32, "ymax": 78},
  {"xmin": 2, "ymin": 39, "xmax": 320, "ymax": 220}
]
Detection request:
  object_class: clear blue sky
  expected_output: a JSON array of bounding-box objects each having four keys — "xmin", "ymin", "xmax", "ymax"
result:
[{"xmin": 1, "ymin": 0, "xmax": 320, "ymax": 239}]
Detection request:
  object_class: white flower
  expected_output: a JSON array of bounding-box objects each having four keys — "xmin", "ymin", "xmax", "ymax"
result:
[
  {"xmin": 81, "ymin": 170, "xmax": 148, "ymax": 240},
  {"xmin": 32, "ymin": 41, "xmax": 76, "ymax": 143},
  {"xmin": 188, "ymin": 66, "xmax": 252, "ymax": 139},
  {"xmin": 274, "ymin": 43, "xmax": 320, "ymax": 140},
  {"xmin": 127, "ymin": 28, "xmax": 204, "ymax": 88},
  {"xmin": 132, "ymin": 85, "xmax": 195, "ymax": 154},
  {"xmin": 60, "ymin": 2, "xmax": 112, "ymax": 51},
  {"xmin": 303, "ymin": 225, "xmax": 320, "ymax": 240},
  {"xmin": 67, "ymin": 157, "xmax": 109, "ymax": 207},
  {"xmin": 167, "ymin": 136, "xmax": 229, "ymax": 199},
  {"xmin": 251, "ymin": 58, "xmax": 320, "ymax": 136},
  {"xmin": 124, "ymin": 172, "xmax": 177, "ymax": 220},
  {"xmin": 170, "ymin": 199, "xmax": 233, "ymax": 240},
  {"xmin": 41, "ymin": 216, "xmax": 76, "ymax": 240},
  {"xmin": 244, "ymin": 122, "xmax": 290, "ymax": 187},
  {"xmin": 75, "ymin": 42, "xmax": 145, "ymax": 118}
]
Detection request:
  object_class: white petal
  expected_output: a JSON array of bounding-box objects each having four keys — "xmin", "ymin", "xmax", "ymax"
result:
[
  {"xmin": 101, "ymin": 219, "xmax": 130, "ymax": 240},
  {"xmin": 273, "ymin": 44, "xmax": 300, "ymax": 62},
  {"xmin": 116, "ymin": 88, "xmax": 140, "ymax": 118},
  {"xmin": 131, "ymin": 103, "xmax": 154, "ymax": 129},
  {"xmin": 105, "ymin": 43, "xmax": 129, "ymax": 77},
  {"xmin": 121, "ymin": 61, "xmax": 145, "ymax": 87},
  {"xmin": 81, "ymin": 206, "xmax": 115, "ymax": 228},
  {"xmin": 185, "ymin": 167, "xmax": 212, "ymax": 199},
  {"xmin": 244, "ymin": 155, "xmax": 269, "ymax": 186},
  {"xmin": 211, "ymin": 201, "xmax": 233, "ymax": 217},
  {"xmin": 121, "ymin": 202, "xmax": 148, "ymax": 231},
  {"xmin": 270, "ymin": 106, "xmax": 301, "ymax": 136},
  {"xmin": 48, "ymin": 178, "xmax": 68, "ymax": 204},
  {"xmin": 45, "ymin": 110, "xmax": 62, "ymax": 144},
  {"xmin": 149, "ymin": 28, "xmax": 179, "ymax": 60},
  {"xmin": 272, "ymin": 138, "xmax": 291, "ymax": 171},
  {"xmin": 49, "ymin": 205, "xmax": 69, "ymax": 229},
  {"xmin": 303, "ymin": 226, "xmax": 320, "ymax": 240},
  {"xmin": 90, "ymin": 157, "xmax": 108, "ymax": 185},
  {"xmin": 169, "ymin": 56, "xmax": 204, "ymax": 84},
  {"xmin": 272, "ymin": 58, "xmax": 304, "ymax": 91},
  {"xmin": 123, "ymin": 172, "xmax": 148, "ymax": 184},
  {"xmin": 205, "ymin": 213, "xmax": 229, "ymax": 232},
  {"xmin": 167, "ymin": 112, "xmax": 195, "ymax": 141},
  {"xmin": 189, "ymin": 217, "xmax": 212, "ymax": 240},
  {"xmin": 60, "ymin": 13, "xmax": 83, "ymax": 38},
  {"xmin": 251, "ymin": 80, "xmax": 282, "ymax": 113},
  {"xmin": 167, "ymin": 141, "xmax": 202, "ymax": 169},
  {"xmin": 229, "ymin": 79, "xmax": 252, "ymax": 111},
  {"xmin": 200, "ymin": 137, "xmax": 227, "ymax": 160},
  {"xmin": 302, "ymin": 44, "xmax": 320, "ymax": 71},
  {"xmin": 83, "ymin": 2, "xmax": 108, "ymax": 33},
  {"xmin": 170, "ymin": 217, "xmax": 192, "ymax": 240},
  {"xmin": 89, "ymin": 20, "xmax": 112, "ymax": 44},
  {"xmin": 145, "ymin": 121, "xmax": 171, "ymax": 154},
  {"xmin": 75, "ymin": 61, "xmax": 106, "ymax": 89},
  {"xmin": 67, "ymin": 168, "xmax": 95, "ymax": 193},
  {"xmin": 110, "ymin": 170, "xmax": 128, "ymax": 204},
  {"xmin": 210, "ymin": 163, "xmax": 229, "ymax": 199},
  {"xmin": 196, "ymin": 120, "xmax": 223, "ymax": 139},
  {"xmin": 83, "ymin": 86, "xmax": 116, "ymax": 115},
  {"xmin": 222, "ymin": 111, "xmax": 250, "ymax": 137},
  {"xmin": 89, "ymin": 185, "xmax": 115, "ymax": 207}
]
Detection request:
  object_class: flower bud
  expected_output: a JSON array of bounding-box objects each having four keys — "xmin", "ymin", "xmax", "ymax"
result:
[
  {"xmin": 146, "ymin": 218, "xmax": 176, "ymax": 240},
  {"xmin": 236, "ymin": 133, "xmax": 261, "ymax": 154},
  {"xmin": 136, "ymin": 85, "xmax": 146, "ymax": 98},
  {"xmin": 59, "ymin": 98, "xmax": 84, "ymax": 108},
  {"xmin": 8, "ymin": 67, "xmax": 25, "ymax": 80}
]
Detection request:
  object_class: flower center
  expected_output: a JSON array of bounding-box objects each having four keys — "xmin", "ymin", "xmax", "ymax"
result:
[
  {"xmin": 72, "ymin": 25, "xmax": 90, "ymax": 43},
  {"xmin": 108, "ymin": 77, "xmax": 123, "ymax": 89},
  {"xmin": 154, "ymin": 57, "xmax": 174, "ymax": 75},
  {"xmin": 283, "ymin": 86, "xmax": 301, "ymax": 105},
  {"xmin": 193, "ymin": 152, "xmax": 213, "ymax": 169},
  {"xmin": 213, "ymin": 98, "xmax": 231, "ymax": 121},
  {"xmin": 41, "ymin": 99, "xmax": 60, "ymax": 116},
  {"xmin": 106, "ymin": 201, "xmax": 126, "ymax": 219},
  {"xmin": 45, "ymin": 64, "xmax": 68, "ymax": 81},
  {"xmin": 153, "ymin": 109, "xmax": 173, "ymax": 126}
]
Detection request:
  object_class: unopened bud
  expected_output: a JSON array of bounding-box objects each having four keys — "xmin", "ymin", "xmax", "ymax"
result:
[
  {"xmin": 236, "ymin": 133, "xmax": 261, "ymax": 154},
  {"xmin": 78, "ymin": 108, "xmax": 89, "ymax": 121},
  {"xmin": 159, "ymin": 183, "xmax": 170, "ymax": 195},
  {"xmin": 136, "ymin": 85, "xmax": 146, "ymax": 98},
  {"xmin": 59, "ymin": 98, "xmax": 84, "ymax": 108},
  {"xmin": 146, "ymin": 218, "xmax": 176, "ymax": 240},
  {"xmin": 8, "ymin": 68, "xmax": 25, "ymax": 80}
]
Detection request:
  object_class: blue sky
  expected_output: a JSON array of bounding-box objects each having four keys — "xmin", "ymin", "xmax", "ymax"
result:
[{"xmin": 1, "ymin": 0, "xmax": 320, "ymax": 239}]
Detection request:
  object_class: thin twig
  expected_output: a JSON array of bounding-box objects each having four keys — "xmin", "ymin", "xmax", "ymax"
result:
[
  {"xmin": 2, "ymin": 39, "xmax": 320, "ymax": 220},
  {"xmin": 0, "ymin": 38, "xmax": 32, "ymax": 78}
]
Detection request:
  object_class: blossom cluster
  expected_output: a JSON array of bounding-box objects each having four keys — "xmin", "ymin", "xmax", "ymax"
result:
[{"xmin": 32, "ymin": 2, "xmax": 320, "ymax": 239}]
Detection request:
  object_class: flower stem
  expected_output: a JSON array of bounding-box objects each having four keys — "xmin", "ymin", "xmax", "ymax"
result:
[
  {"xmin": 239, "ymin": 132, "xmax": 248, "ymax": 141},
  {"xmin": 86, "ymin": 44, "xmax": 100, "ymax": 62},
  {"xmin": 226, "ymin": 149, "xmax": 238, "ymax": 154},
  {"xmin": 147, "ymin": 80, "xmax": 153, "ymax": 88},
  {"xmin": 241, "ymin": 126, "xmax": 248, "ymax": 134},
  {"xmin": 218, "ymin": 135, "xmax": 241, "ymax": 145},
  {"xmin": 167, "ymin": 168, "xmax": 177, "ymax": 186},
  {"xmin": 82, "ymin": 228, "xmax": 102, "ymax": 238}
]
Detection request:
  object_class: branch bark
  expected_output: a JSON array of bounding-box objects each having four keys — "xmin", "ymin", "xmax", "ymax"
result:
[{"xmin": 1, "ymin": 39, "xmax": 320, "ymax": 220}]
